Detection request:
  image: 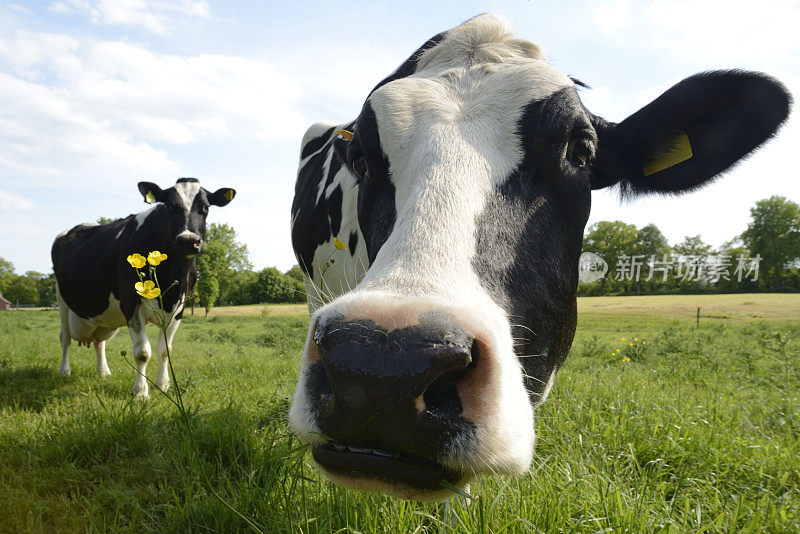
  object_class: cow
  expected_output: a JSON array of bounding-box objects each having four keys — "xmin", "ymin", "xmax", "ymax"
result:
[
  {"xmin": 289, "ymin": 14, "xmax": 791, "ymax": 500},
  {"xmin": 52, "ymin": 178, "xmax": 235, "ymax": 397}
]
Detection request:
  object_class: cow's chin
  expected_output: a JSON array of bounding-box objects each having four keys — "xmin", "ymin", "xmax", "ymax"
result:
[{"xmin": 311, "ymin": 445, "xmax": 473, "ymax": 501}]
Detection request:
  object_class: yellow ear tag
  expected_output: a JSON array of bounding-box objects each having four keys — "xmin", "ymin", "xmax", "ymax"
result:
[
  {"xmin": 642, "ymin": 131, "xmax": 693, "ymax": 176},
  {"xmin": 224, "ymin": 190, "xmax": 235, "ymax": 201},
  {"xmin": 334, "ymin": 129, "xmax": 354, "ymax": 141},
  {"xmin": 145, "ymin": 191, "xmax": 156, "ymax": 204}
]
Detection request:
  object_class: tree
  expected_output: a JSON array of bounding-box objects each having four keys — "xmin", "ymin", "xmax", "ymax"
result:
[
  {"xmin": 23, "ymin": 271, "xmax": 56, "ymax": 307},
  {"xmin": 636, "ymin": 224, "xmax": 671, "ymax": 293},
  {"xmin": 97, "ymin": 217, "xmax": 117, "ymax": 225},
  {"xmin": 36, "ymin": 273, "xmax": 57, "ymax": 306},
  {"xmin": 0, "ymin": 257, "xmax": 14, "ymax": 294},
  {"xmin": 285, "ymin": 265, "xmax": 304, "ymax": 282},
  {"xmin": 3, "ymin": 274, "xmax": 38, "ymax": 305},
  {"xmin": 198, "ymin": 224, "xmax": 252, "ymax": 305},
  {"xmin": 673, "ymin": 235, "xmax": 713, "ymax": 258},
  {"xmin": 196, "ymin": 272, "xmax": 219, "ymax": 316},
  {"xmin": 718, "ymin": 239, "xmax": 757, "ymax": 292},
  {"xmin": 741, "ymin": 196, "xmax": 800, "ymax": 289},
  {"xmin": 227, "ymin": 269, "xmax": 259, "ymax": 305},
  {"xmin": 254, "ymin": 268, "xmax": 294, "ymax": 303},
  {"xmin": 583, "ymin": 221, "xmax": 639, "ymax": 295}
]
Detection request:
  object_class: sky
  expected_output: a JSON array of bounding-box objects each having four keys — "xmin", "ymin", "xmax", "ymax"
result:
[{"xmin": 0, "ymin": 0, "xmax": 798, "ymax": 274}]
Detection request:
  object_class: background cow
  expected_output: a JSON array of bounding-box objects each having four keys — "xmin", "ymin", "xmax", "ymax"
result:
[
  {"xmin": 290, "ymin": 14, "xmax": 791, "ymax": 500},
  {"xmin": 52, "ymin": 178, "xmax": 235, "ymax": 397}
]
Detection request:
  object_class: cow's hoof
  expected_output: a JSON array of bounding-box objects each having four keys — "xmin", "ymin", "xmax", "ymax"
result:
[
  {"xmin": 133, "ymin": 391, "xmax": 150, "ymax": 400},
  {"xmin": 59, "ymin": 366, "xmax": 71, "ymax": 377},
  {"xmin": 98, "ymin": 367, "xmax": 112, "ymax": 378},
  {"xmin": 155, "ymin": 380, "xmax": 170, "ymax": 393}
]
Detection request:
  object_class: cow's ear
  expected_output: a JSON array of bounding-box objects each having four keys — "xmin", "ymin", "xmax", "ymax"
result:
[
  {"xmin": 591, "ymin": 71, "xmax": 791, "ymax": 195},
  {"xmin": 208, "ymin": 188, "xmax": 236, "ymax": 207},
  {"xmin": 137, "ymin": 182, "xmax": 164, "ymax": 204}
]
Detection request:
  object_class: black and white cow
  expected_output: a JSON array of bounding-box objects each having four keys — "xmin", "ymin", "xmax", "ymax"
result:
[
  {"xmin": 290, "ymin": 14, "xmax": 791, "ymax": 500},
  {"xmin": 52, "ymin": 178, "xmax": 235, "ymax": 397}
]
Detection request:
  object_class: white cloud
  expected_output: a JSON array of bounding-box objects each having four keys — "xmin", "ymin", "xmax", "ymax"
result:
[
  {"xmin": 638, "ymin": 0, "xmax": 800, "ymax": 69},
  {"xmin": 593, "ymin": 0, "xmax": 633, "ymax": 33},
  {"xmin": 51, "ymin": 0, "xmax": 210, "ymax": 34},
  {"xmin": 0, "ymin": 30, "xmax": 306, "ymax": 188},
  {"xmin": 0, "ymin": 188, "xmax": 35, "ymax": 210}
]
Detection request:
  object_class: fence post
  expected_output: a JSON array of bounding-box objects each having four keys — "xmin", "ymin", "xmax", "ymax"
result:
[{"xmin": 696, "ymin": 307, "xmax": 700, "ymax": 328}]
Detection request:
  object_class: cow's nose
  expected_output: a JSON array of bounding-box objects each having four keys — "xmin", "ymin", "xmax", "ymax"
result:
[
  {"xmin": 175, "ymin": 233, "xmax": 203, "ymax": 255},
  {"xmin": 308, "ymin": 312, "xmax": 476, "ymax": 455}
]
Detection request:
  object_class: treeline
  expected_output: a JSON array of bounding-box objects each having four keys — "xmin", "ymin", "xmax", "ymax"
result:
[
  {"xmin": 580, "ymin": 195, "xmax": 800, "ymax": 296},
  {"xmin": 191, "ymin": 224, "xmax": 305, "ymax": 313},
  {"xmin": 0, "ymin": 260, "xmax": 55, "ymax": 306},
  {"xmin": 2, "ymin": 196, "xmax": 798, "ymax": 307},
  {"xmin": 0, "ymin": 223, "xmax": 306, "ymax": 310}
]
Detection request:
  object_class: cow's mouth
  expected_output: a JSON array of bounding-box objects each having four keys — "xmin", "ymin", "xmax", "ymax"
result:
[{"xmin": 312, "ymin": 442, "xmax": 461, "ymax": 491}]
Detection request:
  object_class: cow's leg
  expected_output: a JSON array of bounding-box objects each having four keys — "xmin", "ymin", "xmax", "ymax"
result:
[
  {"xmin": 58, "ymin": 322, "xmax": 71, "ymax": 376},
  {"xmin": 56, "ymin": 285, "xmax": 72, "ymax": 376},
  {"xmin": 127, "ymin": 307, "xmax": 152, "ymax": 398},
  {"xmin": 94, "ymin": 340, "xmax": 111, "ymax": 377},
  {"xmin": 93, "ymin": 327, "xmax": 118, "ymax": 377},
  {"xmin": 155, "ymin": 318, "xmax": 180, "ymax": 392}
]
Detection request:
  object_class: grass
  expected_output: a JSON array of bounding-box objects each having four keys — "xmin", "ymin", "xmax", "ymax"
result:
[{"xmin": 0, "ymin": 294, "xmax": 798, "ymax": 532}]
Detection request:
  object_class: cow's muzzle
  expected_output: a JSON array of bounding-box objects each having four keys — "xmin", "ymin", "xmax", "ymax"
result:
[
  {"xmin": 303, "ymin": 311, "xmax": 479, "ymax": 494},
  {"xmin": 174, "ymin": 232, "xmax": 203, "ymax": 255}
]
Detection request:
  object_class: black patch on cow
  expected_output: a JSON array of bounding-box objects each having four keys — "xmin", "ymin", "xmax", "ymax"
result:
[
  {"xmin": 352, "ymin": 103, "xmax": 397, "ymax": 264},
  {"xmin": 52, "ymin": 220, "xmax": 131, "ymax": 318},
  {"xmin": 348, "ymin": 231, "xmax": 358, "ymax": 257},
  {"xmin": 302, "ymin": 126, "xmax": 335, "ymax": 159},
  {"xmin": 472, "ymin": 88, "xmax": 593, "ymax": 403},
  {"xmin": 328, "ymin": 185, "xmax": 343, "ymax": 237},
  {"xmin": 326, "ymin": 155, "xmax": 343, "ymax": 195},
  {"xmin": 292, "ymin": 149, "xmax": 331, "ymax": 279}
]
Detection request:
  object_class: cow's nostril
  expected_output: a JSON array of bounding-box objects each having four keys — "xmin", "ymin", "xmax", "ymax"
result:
[{"xmin": 422, "ymin": 341, "xmax": 478, "ymax": 418}]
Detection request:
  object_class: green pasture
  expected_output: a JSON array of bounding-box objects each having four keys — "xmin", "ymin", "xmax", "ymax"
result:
[{"xmin": 0, "ymin": 295, "xmax": 798, "ymax": 532}]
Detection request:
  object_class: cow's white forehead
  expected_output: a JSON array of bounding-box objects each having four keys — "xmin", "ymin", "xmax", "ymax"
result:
[
  {"xmin": 367, "ymin": 15, "xmax": 572, "ymax": 181},
  {"xmin": 174, "ymin": 180, "xmax": 201, "ymax": 211}
]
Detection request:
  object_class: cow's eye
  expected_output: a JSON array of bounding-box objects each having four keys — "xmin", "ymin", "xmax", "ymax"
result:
[
  {"xmin": 567, "ymin": 138, "xmax": 594, "ymax": 168},
  {"xmin": 352, "ymin": 156, "xmax": 368, "ymax": 178}
]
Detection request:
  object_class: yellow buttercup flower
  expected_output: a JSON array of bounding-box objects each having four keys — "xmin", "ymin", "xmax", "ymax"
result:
[
  {"xmin": 333, "ymin": 237, "xmax": 348, "ymax": 251},
  {"xmin": 135, "ymin": 280, "xmax": 161, "ymax": 299},
  {"xmin": 629, "ymin": 343, "xmax": 634, "ymax": 347},
  {"xmin": 147, "ymin": 250, "xmax": 168, "ymax": 266},
  {"xmin": 127, "ymin": 253, "xmax": 146, "ymax": 269},
  {"xmin": 621, "ymin": 337, "xmax": 627, "ymax": 341}
]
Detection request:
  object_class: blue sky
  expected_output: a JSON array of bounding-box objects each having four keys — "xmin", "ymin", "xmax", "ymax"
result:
[{"xmin": 1, "ymin": 0, "xmax": 798, "ymax": 274}]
